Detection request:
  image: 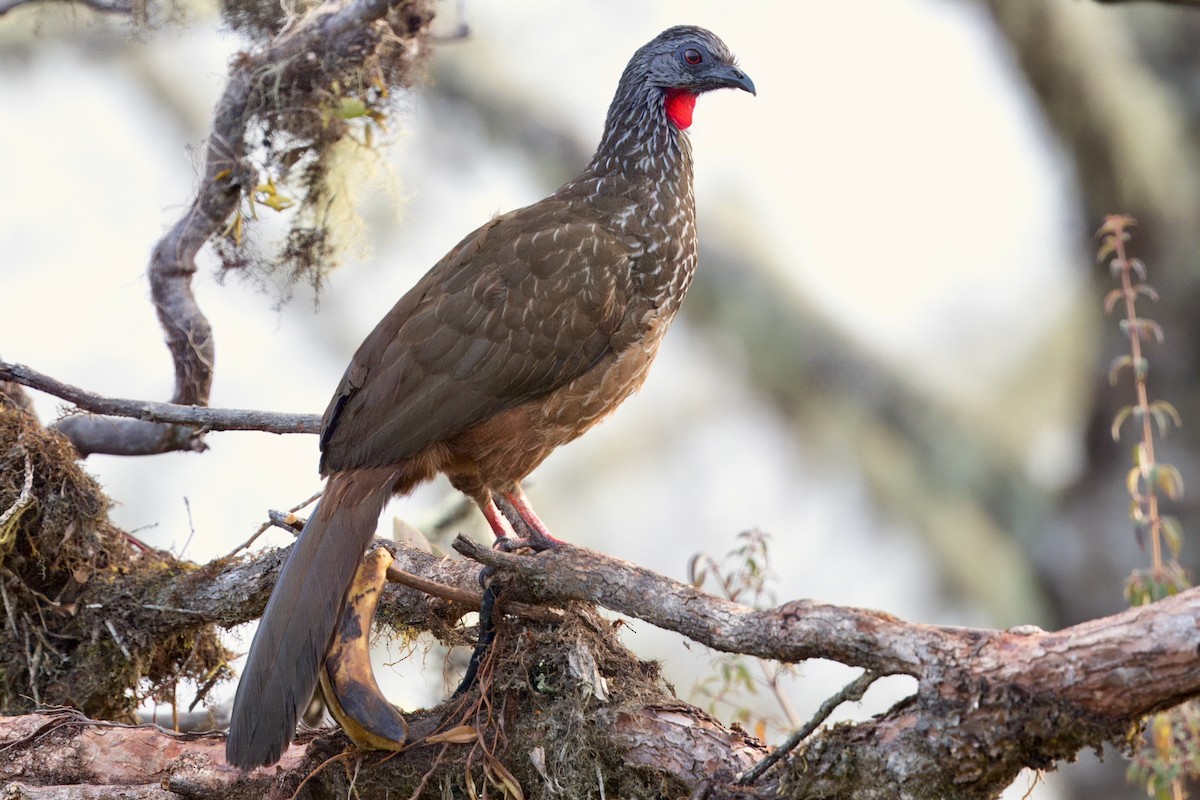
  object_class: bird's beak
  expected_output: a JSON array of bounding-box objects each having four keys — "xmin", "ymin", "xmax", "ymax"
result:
[{"xmin": 713, "ymin": 64, "xmax": 756, "ymax": 96}]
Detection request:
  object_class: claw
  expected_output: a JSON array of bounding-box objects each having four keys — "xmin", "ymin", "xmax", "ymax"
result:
[{"xmin": 318, "ymin": 547, "xmax": 408, "ymax": 752}]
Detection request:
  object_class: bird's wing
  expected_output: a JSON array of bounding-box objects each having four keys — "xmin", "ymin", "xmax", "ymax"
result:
[{"xmin": 318, "ymin": 200, "xmax": 637, "ymax": 473}]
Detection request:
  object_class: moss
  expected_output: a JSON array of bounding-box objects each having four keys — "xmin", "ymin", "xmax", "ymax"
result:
[
  {"xmin": 211, "ymin": 0, "xmax": 435, "ymax": 304},
  {"xmin": 0, "ymin": 407, "xmax": 232, "ymax": 720},
  {"xmin": 297, "ymin": 602, "xmax": 691, "ymax": 799}
]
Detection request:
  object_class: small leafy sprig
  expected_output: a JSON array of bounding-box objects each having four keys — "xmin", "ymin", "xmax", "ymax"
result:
[
  {"xmin": 688, "ymin": 530, "xmax": 799, "ymax": 740},
  {"xmin": 1099, "ymin": 215, "xmax": 1188, "ymax": 604},
  {"xmin": 1101, "ymin": 215, "xmax": 1197, "ymax": 800}
]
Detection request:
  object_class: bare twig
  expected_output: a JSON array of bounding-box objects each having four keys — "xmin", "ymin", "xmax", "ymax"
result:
[
  {"xmin": 104, "ymin": 619, "xmax": 132, "ymax": 661},
  {"xmin": 0, "ymin": 361, "xmax": 320, "ymax": 437},
  {"xmin": 225, "ymin": 493, "xmax": 322, "ymax": 557},
  {"xmin": 0, "ymin": 451, "xmax": 35, "ymax": 538},
  {"xmin": 0, "ymin": 0, "xmax": 135, "ymax": 16},
  {"xmin": 384, "ymin": 562, "xmax": 560, "ymax": 624},
  {"xmin": 735, "ymin": 670, "xmax": 878, "ymax": 785},
  {"xmin": 267, "ymin": 508, "xmax": 308, "ymax": 533}
]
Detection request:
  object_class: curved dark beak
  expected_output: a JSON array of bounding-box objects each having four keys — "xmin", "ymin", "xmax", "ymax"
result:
[{"xmin": 714, "ymin": 64, "xmax": 756, "ymax": 96}]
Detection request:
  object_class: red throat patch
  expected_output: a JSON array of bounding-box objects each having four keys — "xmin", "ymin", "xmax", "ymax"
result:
[{"xmin": 664, "ymin": 89, "xmax": 698, "ymax": 130}]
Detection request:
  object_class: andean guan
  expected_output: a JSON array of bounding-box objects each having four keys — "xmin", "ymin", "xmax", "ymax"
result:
[{"xmin": 226, "ymin": 25, "xmax": 755, "ymax": 770}]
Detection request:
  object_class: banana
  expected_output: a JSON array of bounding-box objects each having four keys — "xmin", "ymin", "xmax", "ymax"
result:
[{"xmin": 319, "ymin": 546, "xmax": 409, "ymax": 751}]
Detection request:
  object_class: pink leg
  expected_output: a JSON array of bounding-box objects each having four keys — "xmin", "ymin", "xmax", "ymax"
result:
[
  {"xmin": 480, "ymin": 497, "xmax": 520, "ymax": 541},
  {"xmin": 500, "ymin": 486, "xmax": 563, "ymax": 549}
]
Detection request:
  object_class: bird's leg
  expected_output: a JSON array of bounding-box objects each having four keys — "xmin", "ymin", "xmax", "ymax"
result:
[
  {"xmin": 475, "ymin": 488, "xmax": 562, "ymax": 552},
  {"xmin": 479, "ymin": 496, "xmax": 522, "ymax": 548},
  {"xmin": 496, "ymin": 487, "xmax": 563, "ymax": 552}
]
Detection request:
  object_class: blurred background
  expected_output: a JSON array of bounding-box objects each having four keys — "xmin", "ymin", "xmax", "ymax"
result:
[{"xmin": 3, "ymin": 1, "xmax": 1200, "ymax": 797}]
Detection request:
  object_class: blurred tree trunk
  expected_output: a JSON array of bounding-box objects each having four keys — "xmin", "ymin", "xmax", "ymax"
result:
[{"xmin": 431, "ymin": 3, "xmax": 1200, "ymax": 797}]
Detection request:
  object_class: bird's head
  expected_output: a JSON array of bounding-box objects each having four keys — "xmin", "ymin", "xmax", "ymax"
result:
[{"xmin": 634, "ymin": 26, "xmax": 755, "ymax": 130}]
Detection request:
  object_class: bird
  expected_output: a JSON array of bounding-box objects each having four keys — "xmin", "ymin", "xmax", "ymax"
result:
[{"xmin": 225, "ymin": 24, "xmax": 755, "ymax": 770}]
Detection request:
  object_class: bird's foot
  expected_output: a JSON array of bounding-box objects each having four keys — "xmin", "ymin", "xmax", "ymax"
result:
[
  {"xmin": 492, "ymin": 528, "xmax": 561, "ymax": 553},
  {"xmin": 492, "ymin": 492, "xmax": 563, "ymax": 552}
]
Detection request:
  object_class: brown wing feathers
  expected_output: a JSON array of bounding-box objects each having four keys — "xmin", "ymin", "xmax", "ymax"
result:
[
  {"xmin": 320, "ymin": 203, "xmax": 633, "ymax": 476},
  {"xmin": 226, "ymin": 25, "xmax": 752, "ymax": 771}
]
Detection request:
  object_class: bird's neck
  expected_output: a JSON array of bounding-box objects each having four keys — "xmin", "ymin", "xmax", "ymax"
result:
[
  {"xmin": 561, "ymin": 87, "xmax": 699, "ymax": 313},
  {"xmin": 585, "ymin": 88, "xmax": 694, "ymax": 191}
]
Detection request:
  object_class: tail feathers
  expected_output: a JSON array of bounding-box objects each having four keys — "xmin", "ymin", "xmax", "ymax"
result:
[{"xmin": 225, "ymin": 468, "xmax": 396, "ymax": 769}]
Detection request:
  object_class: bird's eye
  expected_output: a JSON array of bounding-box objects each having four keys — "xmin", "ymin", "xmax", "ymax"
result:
[{"xmin": 683, "ymin": 48, "xmax": 703, "ymax": 66}]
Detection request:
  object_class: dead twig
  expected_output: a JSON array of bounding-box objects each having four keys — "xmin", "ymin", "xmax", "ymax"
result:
[
  {"xmin": 225, "ymin": 491, "xmax": 322, "ymax": 557},
  {"xmin": 0, "ymin": 361, "xmax": 320, "ymax": 438},
  {"xmin": 734, "ymin": 670, "xmax": 879, "ymax": 785},
  {"xmin": 0, "ymin": 0, "xmax": 135, "ymax": 16},
  {"xmin": 0, "ymin": 450, "xmax": 35, "ymax": 546}
]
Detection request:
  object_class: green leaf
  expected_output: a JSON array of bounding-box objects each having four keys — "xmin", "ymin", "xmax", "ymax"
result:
[
  {"xmin": 1127, "ymin": 465, "xmax": 1143, "ymax": 500},
  {"xmin": 1148, "ymin": 400, "xmax": 1182, "ymax": 437},
  {"xmin": 338, "ymin": 97, "xmax": 369, "ymax": 119},
  {"xmin": 1111, "ymin": 405, "xmax": 1135, "ymax": 440},
  {"xmin": 1152, "ymin": 464, "xmax": 1184, "ymax": 501},
  {"xmin": 1125, "ymin": 570, "xmax": 1151, "ymax": 606},
  {"xmin": 1134, "ymin": 442, "xmax": 1149, "ymax": 470},
  {"xmin": 1161, "ymin": 516, "xmax": 1184, "ymax": 559},
  {"xmin": 1108, "ymin": 357, "xmax": 1133, "ymax": 387},
  {"xmin": 1103, "ymin": 288, "xmax": 1125, "ymax": 315}
]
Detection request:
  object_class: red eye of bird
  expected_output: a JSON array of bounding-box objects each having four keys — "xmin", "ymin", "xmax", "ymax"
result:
[{"xmin": 684, "ymin": 48, "xmax": 703, "ymax": 65}]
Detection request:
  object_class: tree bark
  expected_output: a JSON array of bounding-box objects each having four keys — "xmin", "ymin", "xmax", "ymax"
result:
[{"xmin": 4, "ymin": 521, "xmax": 1199, "ymax": 799}]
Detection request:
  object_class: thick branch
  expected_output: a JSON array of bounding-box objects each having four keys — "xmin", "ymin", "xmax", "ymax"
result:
[
  {"xmin": 7, "ymin": 530, "xmax": 1200, "ymax": 798},
  {"xmin": 456, "ymin": 536, "xmax": 1200, "ymax": 798},
  {"xmin": 0, "ymin": 361, "xmax": 320, "ymax": 438},
  {"xmin": 456, "ymin": 537, "xmax": 1200, "ymax": 713},
  {"xmin": 454, "ymin": 536, "xmax": 955, "ymax": 676}
]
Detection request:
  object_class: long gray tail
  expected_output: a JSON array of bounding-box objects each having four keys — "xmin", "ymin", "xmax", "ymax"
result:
[{"xmin": 225, "ymin": 468, "xmax": 396, "ymax": 769}]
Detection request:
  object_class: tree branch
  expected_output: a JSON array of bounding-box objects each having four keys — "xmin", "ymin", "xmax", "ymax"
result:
[
  {"xmin": 455, "ymin": 536, "xmax": 1200, "ymax": 798},
  {"xmin": 5, "ymin": 521, "xmax": 1199, "ymax": 798},
  {"xmin": 1093, "ymin": 0, "xmax": 1200, "ymax": 5},
  {"xmin": 0, "ymin": 361, "xmax": 320, "ymax": 438},
  {"xmin": 0, "ymin": 0, "xmax": 136, "ymax": 17},
  {"xmin": 53, "ymin": 0, "xmax": 430, "ymax": 458}
]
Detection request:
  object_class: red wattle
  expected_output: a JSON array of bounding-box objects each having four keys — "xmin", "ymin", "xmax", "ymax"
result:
[{"xmin": 664, "ymin": 89, "xmax": 697, "ymax": 130}]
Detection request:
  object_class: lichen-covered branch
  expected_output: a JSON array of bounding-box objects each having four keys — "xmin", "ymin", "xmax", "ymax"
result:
[
  {"xmin": 7, "ymin": 399, "xmax": 1199, "ymax": 798},
  {"xmin": 54, "ymin": 0, "xmax": 432, "ymax": 457}
]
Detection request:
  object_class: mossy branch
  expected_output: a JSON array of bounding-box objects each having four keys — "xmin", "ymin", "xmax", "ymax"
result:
[{"xmin": 49, "ymin": 0, "xmax": 432, "ymax": 458}]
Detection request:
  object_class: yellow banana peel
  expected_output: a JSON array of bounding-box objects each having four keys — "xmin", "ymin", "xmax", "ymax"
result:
[{"xmin": 319, "ymin": 547, "xmax": 409, "ymax": 751}]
